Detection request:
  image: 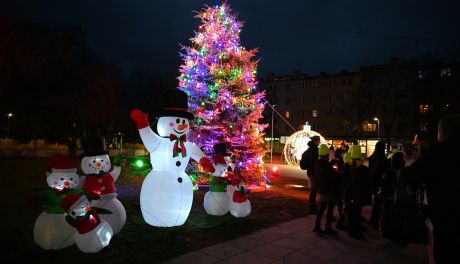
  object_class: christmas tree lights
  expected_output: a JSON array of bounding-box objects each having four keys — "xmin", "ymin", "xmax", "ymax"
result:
[{"xmin": 178, "ymin": 3, "xmax": 267, "ymax": 183}]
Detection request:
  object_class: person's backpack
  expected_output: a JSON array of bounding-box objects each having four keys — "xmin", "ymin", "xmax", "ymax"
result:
[{"xmin": 299, "ymin": 150, "xmax": 311, "ymax": 170}]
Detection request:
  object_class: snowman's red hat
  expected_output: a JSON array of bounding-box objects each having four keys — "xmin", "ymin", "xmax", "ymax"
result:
[
  {"xmin": 213, "ymin": 155, "xmax": 227, "ymax": 165},
  {"xmin": 46, "ymin": 154, "xmax": 77, "ymax": 175},
  {"xmin": 61, "ymin": 193, "xmax": 87, "ymax": 212}
]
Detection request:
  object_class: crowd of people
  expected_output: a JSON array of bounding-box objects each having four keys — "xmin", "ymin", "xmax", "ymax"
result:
[{"xmin": 300, "ymin": 114, "xmax": 460, "ymax": 264}]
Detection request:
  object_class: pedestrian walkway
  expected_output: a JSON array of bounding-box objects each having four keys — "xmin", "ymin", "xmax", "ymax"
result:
[{"xmin": 165, "ymin": 207, "xmax": 427, "ymax": 264}]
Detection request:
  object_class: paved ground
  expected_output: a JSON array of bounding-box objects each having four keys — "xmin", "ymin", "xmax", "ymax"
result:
[
  {"xmin": 165, "ymin": 206, "xmax": 427, "ymax": 264},
  {"xmin": 164, "ymin": 159, "xmax": 428, "ymax": 264}
]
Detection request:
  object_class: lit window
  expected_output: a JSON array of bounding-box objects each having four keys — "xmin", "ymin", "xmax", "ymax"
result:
[
  {"xmin": 312, "ymin": 110, "xmax": 318, "ymax": 117},
  {"xmin": 441, "ymin": 68, "xmax": 452, "ymax": 77},
  {"xmin": 285, "ymin": 111, "xmax": 290, "ymax": 118},
  {"xmin": 418, "ymin": 70, "xmax": 424, "ymax": 80},
  {"xmin": 361, "ymin": 122, "xmax": 376, "ymax": 132},
  {"xmin": 419, "ymin": 104, "xmax": 430, "ymax": 113}
]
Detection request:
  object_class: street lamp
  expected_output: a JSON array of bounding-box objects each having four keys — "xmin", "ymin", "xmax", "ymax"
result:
[
  {"xmin": 271, "ymin": 105, "xmax": 276, "ymax": 163},
  {"xmin": 7, "ymin": 113, "xmax": 13, "ymax": 139},
  {"xmin": 373, "ymin": 117, "xmax": 380, "ymax": 139}
]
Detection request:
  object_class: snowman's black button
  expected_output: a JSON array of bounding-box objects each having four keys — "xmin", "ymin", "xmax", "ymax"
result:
[
  {"xmin": 177, "ymin": 177, "xmax": 183, "ymax": 183},
  {"xmin": 177, "ymin": 148, "xmax": 181, "ymax": 153},
  {"xmin": 176, "ymin": 161, "xmax": 181, "ymax": 167}
]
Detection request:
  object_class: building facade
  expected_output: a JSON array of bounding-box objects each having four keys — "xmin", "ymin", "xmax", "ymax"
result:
[{"xmin": 260, "ymin": 60, "xmax": 459, "ymax": 153}]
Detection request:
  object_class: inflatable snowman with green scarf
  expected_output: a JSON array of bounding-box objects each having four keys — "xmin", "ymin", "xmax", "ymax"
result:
[
  {"xmin": 203, "ymin": 143, "xmax": 233, "ymax": 216},
  {"xmin": 34, "ymin": 154, "xmax": 85, "ymax": 249},
  {"xmin": 130, "ymin": 89, "xmax": 215, "ymax": 227}
]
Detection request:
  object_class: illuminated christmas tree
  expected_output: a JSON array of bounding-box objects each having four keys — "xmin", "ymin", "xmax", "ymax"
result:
[{"xmin": 178, "ymin": 3, "xmax": 267, "ymax": 183}]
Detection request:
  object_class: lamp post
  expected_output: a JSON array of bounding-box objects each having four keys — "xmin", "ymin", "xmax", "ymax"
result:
[
  {"xmin": 374, "ymin": 117, "xmax": 380, "ymax": 139},
  {"xmin": 115, "ymin": 132, "xmax": 125, "ymax": 154},
  {"xmin": 271, "ymin": 105, "xmax": 276, "ymax": 163},
  {"xmin": 7, "ymin": 113, "xmax": 13, "ymax": 139}
]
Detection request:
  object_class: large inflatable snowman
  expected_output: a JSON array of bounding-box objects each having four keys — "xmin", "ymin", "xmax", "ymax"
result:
[
  {"xmin": 34, "ymin": 154, "xmax": 84, "ymax": 250},
  {"xmin": 79, "ymin": 136, "xmax": 126, "ymax": 234},
  {"xmin": 61, "ymin": 193, "xmax": 113, "ymax": 253},
  {"xmin": 130, "ymin": 89, "xmax": 215, "ymax": 227},
  {"xmin": 203, "ymin": 143, "xmax": 232, "ymax": 216}
]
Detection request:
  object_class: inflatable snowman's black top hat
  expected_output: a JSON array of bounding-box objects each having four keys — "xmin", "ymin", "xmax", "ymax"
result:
[
  {"xmin": 155, "ymin": 89, "xmax": 194, "ymax": 120},
  {"xmin": 81, "ymin": 136, "xmax": 109, "ymax": 157},
  {"xmin": 213, "ymin": 142, "xmax": 231, "ymax": 156}
]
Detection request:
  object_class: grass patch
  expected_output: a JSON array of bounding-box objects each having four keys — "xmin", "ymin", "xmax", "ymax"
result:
[{"xmin": 0, "ymin": 158, "xmax": 309, "ymax": 263}]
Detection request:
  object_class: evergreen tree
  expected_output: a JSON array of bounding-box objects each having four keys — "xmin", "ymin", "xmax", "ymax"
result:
[{"xmin": 178, "ymin": 3, "xmax": 267, "ymax": 183}]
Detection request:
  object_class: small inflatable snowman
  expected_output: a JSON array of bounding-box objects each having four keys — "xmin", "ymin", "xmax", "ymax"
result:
[
  {"xmin": 229, "ymin": 181, "xmax": 251, "ymax": 218},
  {"xmin": 61, "ymin": 193, "xmax": 113, "ymax": 253},
  {"xmin": 130, "ymin": 89, "xmax": 215, "ymax": 227},
  {"xmin": 34, "ymin": 154, "xmax": 84, "ymax": 250},
  {"xmin": 79, "ymin": 136, "xmax": 126, "ymax": 234},
  {"xmin": 203, "ymin": 143, "xmax": 233, "ymax": 216}
]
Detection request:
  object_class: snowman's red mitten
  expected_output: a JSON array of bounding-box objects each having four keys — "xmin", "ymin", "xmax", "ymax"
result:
[
  {"xmin": 130, "ymin": 109, "xmax": 149, "ymax": 129},
  {"xmin": 199, "ymin": 157, "xmax": 215, "ymax": 173}
]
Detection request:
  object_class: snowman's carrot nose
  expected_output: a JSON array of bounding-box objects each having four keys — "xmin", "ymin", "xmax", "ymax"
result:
[
  {"xmin": 64, "ymin": 181, "xmax": 70, "ymax": 187},
  {"xmin": 95, "ymin": 162, "xmax": 102, "ymax": 168},
  {"xmin": 178, "ymin": 124, "xmax": 188, "ymax": 130}
]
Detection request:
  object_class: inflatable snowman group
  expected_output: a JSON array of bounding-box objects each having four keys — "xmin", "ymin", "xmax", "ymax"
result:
[
  {"xmin": 204, "ymin": 142, "xmax": 251, "ymax": 218},
  {"xmin": 34, "ymin": 136, "xmax": 126, "ymax": 253},
  {"xmin": 130, "ymin": 89, "xmax": 215, "ymax": 227}
]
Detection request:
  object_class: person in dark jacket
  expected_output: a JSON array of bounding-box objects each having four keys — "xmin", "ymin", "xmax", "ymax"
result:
[
  {"xmin": 300, "ymin": 135, "xmax": 321, "ymax": 214},
  {"xmin": 313, "ymin": 144, "xmax": 339, "ymax": 235},
  {"xmin": 403, "ymin": 114, "xmax": 460, "ymax": 264},
  {"xmin": 336, "ymin": 152, "xmax": 351, "ymax": 230},
  {"xmin": 379, "ymin": 151, "xmax": 404, "ymax": 239},
  {"xmin": 368, "ymin": 140, "xmax": 389, "ymax": 228},
  {"xmin": 343, "ymin": 145, "xmax": 371, "ymax": 239}
]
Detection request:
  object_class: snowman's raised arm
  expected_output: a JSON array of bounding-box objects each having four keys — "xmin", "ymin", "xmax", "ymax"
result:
[
  {"xmin": 110, "ymin": 166, "xmax": 121, "ymax": 182},
  {"xmin": 187, "ymin": 143, "xmax": 215, "ymax": 173},
  {"xmin": 131, "ymin": 109, "xmax": 161, "ymax": 153}
]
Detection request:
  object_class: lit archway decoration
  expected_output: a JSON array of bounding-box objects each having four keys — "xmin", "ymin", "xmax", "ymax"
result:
[{"xmin": 283, "ymin": 122, "xmax": 326, "ymax": 166}]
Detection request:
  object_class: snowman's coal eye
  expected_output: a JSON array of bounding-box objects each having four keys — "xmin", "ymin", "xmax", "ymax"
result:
[
  {"xmin": 101, "ymin": 160, "xmax": 103, "ymax": 162},
  {"xmin": 70, "ymin": 178, "xmax": 73, "ymax": 180},
  {"xmin": 93, "ymin": 160, "xmax": 95, "ymax": 163},
  {"xmin": 176, "ymin": 118, "xmax": 180, "ymax": 124},
  {"xmin": 182, "ymin": 119, "xmax": 185, "ymax": 125},
  {"xmin": 71, "ymin": 212, "xmax": 76, "ymax": 215},
  {"xmin": 60, "ymin": 178, "xmax": 64, "ymax": 181},
  {"xmin": 81, "ymin": 206, "xmax": 84, "ymax": 209}
]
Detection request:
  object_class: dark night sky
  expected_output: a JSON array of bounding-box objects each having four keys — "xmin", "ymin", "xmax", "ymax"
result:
[{"xmin": 1, "ymin": 0, "xmax": 459, "ymax": 78}]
